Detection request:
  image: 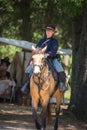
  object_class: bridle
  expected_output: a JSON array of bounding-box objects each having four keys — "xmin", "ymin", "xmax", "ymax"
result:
[
  {"xmin": 33, "ymin": 63, "xmax": 44, "ymax": 73},
  {"xmin": 32, "ymin": 59, "xmax": 51, "ymax": 91}
]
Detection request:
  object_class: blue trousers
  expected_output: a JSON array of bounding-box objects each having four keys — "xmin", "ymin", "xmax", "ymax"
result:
[{"xmin": 25, "ymin": 58, "xmax": 64, "ymax": 74}]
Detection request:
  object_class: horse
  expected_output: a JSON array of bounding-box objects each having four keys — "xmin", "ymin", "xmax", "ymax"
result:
[{"xmin": 30, "ymin": 46, "xmax": 64, "ymax": 130}]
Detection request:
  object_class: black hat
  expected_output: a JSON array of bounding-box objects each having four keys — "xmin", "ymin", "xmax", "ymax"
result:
[
  {"xmin": 43, "ymin": 25, "xmax": 59, "ymax": 35},
  {"xmin": 46, "ymin": 25, "xmax": 55, "ymax": 31}
]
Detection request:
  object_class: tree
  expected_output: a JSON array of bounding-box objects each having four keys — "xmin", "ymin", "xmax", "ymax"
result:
[
  {"xmin": 13, "ymin": 0, "xmax": 33, "ymax": 41},
  {"xmin": 69, "ymin": 3, "xmax": 87, "ymax": 119}
]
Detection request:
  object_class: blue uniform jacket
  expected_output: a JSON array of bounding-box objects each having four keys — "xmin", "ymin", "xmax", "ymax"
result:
[{"xmin": 36, "ymin": 37, "xmax": 58, "ymax": 58}]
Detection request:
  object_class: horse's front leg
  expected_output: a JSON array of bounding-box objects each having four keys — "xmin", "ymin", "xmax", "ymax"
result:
[
  {"xmin": 41, "ymin": 105, "xmax": 47, "ymax": 130},
  {"xmin": 32, "ymin": 98, "xmax": 41, "ymax": 130},
  {"xmin": 40, "ymin": 97, "xmax": 50, "ymax": 130},
  {"xmin": 54, "ymin": 106, "xmax": 60, "ymax": 130}
]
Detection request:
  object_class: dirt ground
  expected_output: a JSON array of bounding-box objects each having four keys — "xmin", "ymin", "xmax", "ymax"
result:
[{"xmin": 0, "ymin": 102, "xmax": 87, "ymax": 130}]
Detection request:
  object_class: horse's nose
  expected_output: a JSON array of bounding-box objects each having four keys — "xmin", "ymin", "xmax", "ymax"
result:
[
  {"xmin": 33, "ymin": 66, "xmax": 41, "ymax": 74},
  {"xmin": 34, "ymin": 72, "xmax": 40, "ymax": 76}
]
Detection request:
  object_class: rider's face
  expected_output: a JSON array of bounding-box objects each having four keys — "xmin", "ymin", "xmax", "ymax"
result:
[{"xmin": 46, "ymin": 29, "xmax": 55, "ymax": 38}]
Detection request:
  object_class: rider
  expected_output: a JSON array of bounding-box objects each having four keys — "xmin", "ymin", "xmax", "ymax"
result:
[{"xmin": 21, "ymin": 25, "xmax": 67, "ymax": 94}]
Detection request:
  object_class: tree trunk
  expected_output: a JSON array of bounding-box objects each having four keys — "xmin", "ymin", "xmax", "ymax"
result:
[
  {"xmin": 19, "ymin": 0, "xmax": 32, "ymax": 41},
  {"xmin": 44, "ymin": 0, "xmax": 55, "ymax": 25},
  {"xmin": 69, "ymin": 4, "xmax": 87, "ymax": 120}
]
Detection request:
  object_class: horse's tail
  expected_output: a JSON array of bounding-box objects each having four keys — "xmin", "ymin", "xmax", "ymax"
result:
[{"xmin": 46, "ymin": 103, "xmax": 51, "ymax": 123}]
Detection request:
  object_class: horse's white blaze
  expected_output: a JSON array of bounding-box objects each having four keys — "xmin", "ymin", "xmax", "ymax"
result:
[
  {"xmin": 33, "ymin": 66, "xmax": 40, "ymax": 74},
  {"xmin": 32, "ymin": 54, "xmax": 44, "ymax": 74}
]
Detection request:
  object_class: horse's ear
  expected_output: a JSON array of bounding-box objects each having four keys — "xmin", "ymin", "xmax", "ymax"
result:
[
  {"xmin": 32, "ymin": 45, "xmax": 36, "ymax": 50},
  {"xmin": 42, "ymin": 46, "xmax": 47, "ymax": 53}
]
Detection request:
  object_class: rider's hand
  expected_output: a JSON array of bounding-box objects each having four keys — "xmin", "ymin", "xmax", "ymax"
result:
[{"xmin": 44, "ymin": 53, "xmax": 49, "ymax": 58}]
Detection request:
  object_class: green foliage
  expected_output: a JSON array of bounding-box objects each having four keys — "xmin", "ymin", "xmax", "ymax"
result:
[
  {"xmin": 64, "ymin": 86, "xmax": 71, "ymax": 103},
  {"xmin": 0, "ymin": 0, "xmax": 85, "ymax": 74},
  {"xmin": 33, "ymin": 31, "xmax": 44, "ymax": 43},
  {"xmin": 53, "ymin": 0, "xmax": 84, "ymax": 17},
  {"xmin": 0, "ymin": 45, "xmax": 21, "ymax": 61}
]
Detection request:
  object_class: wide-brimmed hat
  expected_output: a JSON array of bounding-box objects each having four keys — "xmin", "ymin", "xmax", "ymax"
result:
[
  {"xmin": 44, "ymin": 25, "xmax": 59, "ymax": 35},
  {"xmin": 46, "ymin": 25, "xmax": 56, "ymax": 31}
]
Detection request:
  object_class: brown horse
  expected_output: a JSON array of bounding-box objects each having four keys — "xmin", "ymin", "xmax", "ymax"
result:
[{"xmin": 30, "ymin": 46, "xmax": 64, "ymax": 130}]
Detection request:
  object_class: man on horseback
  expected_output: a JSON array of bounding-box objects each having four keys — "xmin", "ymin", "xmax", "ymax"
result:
[{"xmin": 21, "ymin": 25, "xmax": 67, "ymax": 94}]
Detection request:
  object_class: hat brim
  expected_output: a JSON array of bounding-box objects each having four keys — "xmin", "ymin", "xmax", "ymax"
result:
[{"xmin": 46, "ymin": 27, "xmax": 55, "ymax": 31}]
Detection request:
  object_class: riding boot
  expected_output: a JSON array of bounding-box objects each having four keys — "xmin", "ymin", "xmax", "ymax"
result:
[
  {"xmin": 21, "ymin": 80, "xmax": 29, "ymax": 94},
  {"xmin": 58, "ymin": 71, "xmax": 67, "ymax": 92}
]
